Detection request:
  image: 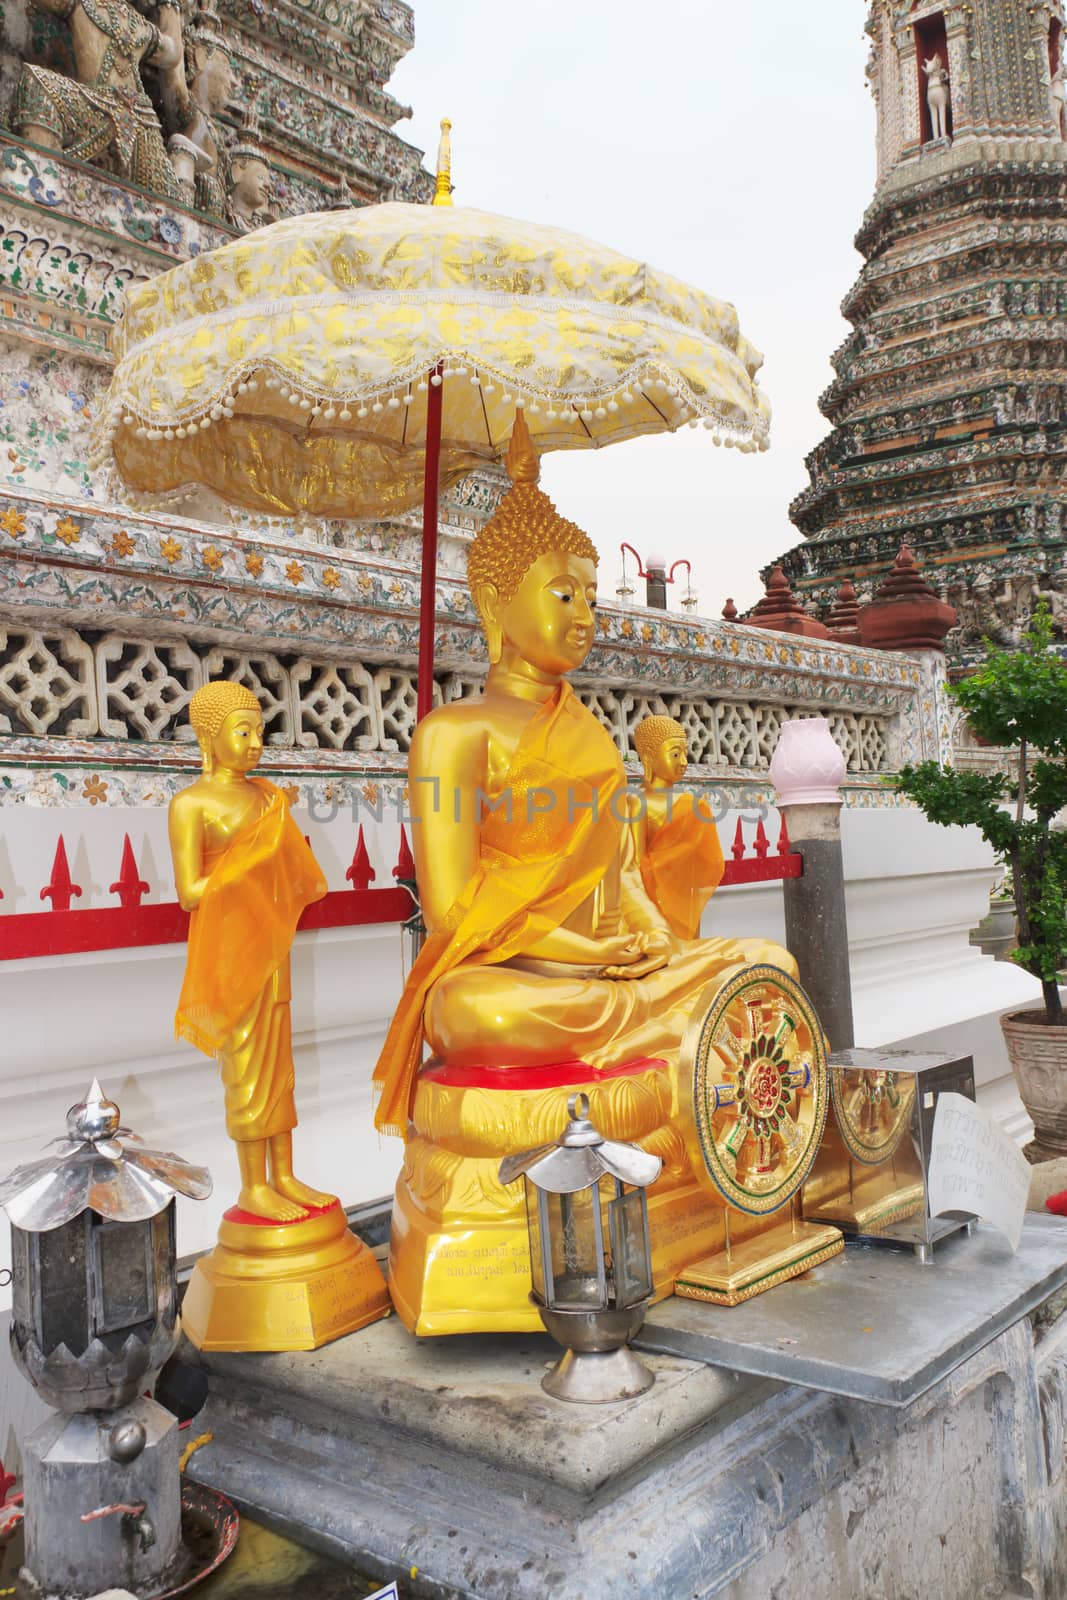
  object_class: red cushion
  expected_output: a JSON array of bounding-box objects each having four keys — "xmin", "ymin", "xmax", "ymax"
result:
[
  {"xmin": 1046, "ymin": 1190, "xmax": 1067, "ymax": 1218},
  {"xmin": 420, "ymin": 1056, "xmax": 669, "ymax": 1092}
]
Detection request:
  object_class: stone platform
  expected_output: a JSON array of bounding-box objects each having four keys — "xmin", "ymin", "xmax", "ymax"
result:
[
  {"xmin": 183, "ymin": 1224, "xmax": 1067, "ymax": 1599},
  {"xmin": 639, "ymin": 1216, "xmax": 1067, "ymax": 1404}
]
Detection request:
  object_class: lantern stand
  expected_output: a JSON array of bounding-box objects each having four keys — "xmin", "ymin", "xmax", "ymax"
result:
[
  {"xmin": 499, "ymin": 1093, "xmax": 663, "ymax": 1405},
  {"xmin": 0, "ymin": 1081, "xmax": 218, "ymax": 1599}
]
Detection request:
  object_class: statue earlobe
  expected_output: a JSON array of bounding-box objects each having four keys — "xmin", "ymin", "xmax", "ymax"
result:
[
  {"xmin": 198, "ymin": 733, "xmax": 215, "ymax": 777},
  {"xmin": 475, "ymin": 582, "xmax": 503, "ymax": 665}
]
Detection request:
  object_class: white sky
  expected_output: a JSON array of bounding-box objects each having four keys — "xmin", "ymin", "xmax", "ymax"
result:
[{"xmin": 391, "ymin": 1, "xmax": 875, "ymax": 614}]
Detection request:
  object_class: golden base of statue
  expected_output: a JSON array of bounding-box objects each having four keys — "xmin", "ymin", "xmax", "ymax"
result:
[
  {"xmin": 388, "ymin": 966, "xmax": 847, "ymax": 1334},
  {"xmin": 673, "ymin": 1213, "xmax": 845, "ymax": 1307},
  {"xmin": 388, "ymin": 1054, "xmax": 764, "ymax": 1337},
  {"xmin": 182, "ymin": 1201, "xmax": 391, "ymax": 1352}
]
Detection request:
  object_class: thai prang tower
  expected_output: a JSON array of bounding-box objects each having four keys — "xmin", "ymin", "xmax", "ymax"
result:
[{"xmin": 774, "ymin": 0, "xmax": 1067, "ymax": 664}]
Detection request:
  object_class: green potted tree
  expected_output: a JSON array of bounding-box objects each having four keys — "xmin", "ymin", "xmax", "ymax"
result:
[{"xmin": 897, "ymin": 603, "xmax": 1067, "ymax": 1158}]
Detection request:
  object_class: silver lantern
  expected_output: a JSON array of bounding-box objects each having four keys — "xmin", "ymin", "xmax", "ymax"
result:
[
  {"xmin": 0, "ymin": 1080, "xmax": 212, "ymax": 1599},
  {"xmin": 499, "ymin": 1092, "xmax": 662, "ymax": 1404}
]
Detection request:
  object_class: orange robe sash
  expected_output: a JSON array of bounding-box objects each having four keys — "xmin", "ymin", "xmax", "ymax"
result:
[
  {"xmin": 639, "ymin": 792, "xmax": 724, "ymax": 942},
  {"xmin": 373, "ymin": 682, "xmax": 627, "ymax": 1136},
  {"xmin": 175, "ymin": 780, "xmax": 327, "ymax": 1057}
]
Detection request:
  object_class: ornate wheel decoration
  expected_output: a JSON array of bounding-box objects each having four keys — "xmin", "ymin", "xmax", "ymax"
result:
[
  {"xmin": 683, "ymin": 964, "xmax": 829, "ymax": 1215},
  {"xmin": 832, "ymin": 1068, "xmax": 915, "ymax": 1166}
]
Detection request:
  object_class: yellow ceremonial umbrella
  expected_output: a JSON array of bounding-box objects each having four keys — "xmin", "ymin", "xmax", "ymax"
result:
[{"xmin": 93, "ymin": 123, "xmax": 770, "ymax": 715}]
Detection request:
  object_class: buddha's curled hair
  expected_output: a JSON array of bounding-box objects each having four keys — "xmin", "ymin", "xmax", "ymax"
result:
[
  {"xmin": 189, "ymin": 679, "xmax": 260, "ymax": 737},
  {"xmin": 467, "ymin": 411, "xmax": 598, "ymax": 609},
  {"xmin": 634, "ymin": 715, "xmax": 687, "ymax": 764}
]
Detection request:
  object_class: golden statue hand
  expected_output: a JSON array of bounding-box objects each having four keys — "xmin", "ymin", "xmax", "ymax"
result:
[
  {"xmin": 595, "ymin": 931, "xmax": 669, "ymax": 980},
  {"xmin": 640, "ymin": 926, "xmax": 677, "ymax": 961},
  {"xmin": 601, "ymin": 954, "xmax": 670, "ymax": 980}
]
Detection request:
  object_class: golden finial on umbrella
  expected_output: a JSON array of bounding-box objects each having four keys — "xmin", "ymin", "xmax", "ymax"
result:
[{"xmin": 432, "ymin": 118, "xmax": 453, "ymax": 207}]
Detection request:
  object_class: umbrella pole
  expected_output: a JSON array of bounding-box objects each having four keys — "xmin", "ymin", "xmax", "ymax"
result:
[{"xmin": 416, "ymin": 364, "xmax": 443, "ymax": 724}]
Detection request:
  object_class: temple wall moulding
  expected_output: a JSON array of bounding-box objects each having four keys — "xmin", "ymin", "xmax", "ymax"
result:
[
  {"xmin": 854, "ymin": 216, "xmax": 1067, "ymax": 296},
  {"xmin": 0, "ymin": 133, "xmax": 234, "ymax": 262},
  {"xmin": 0, "ymin": 750, "xmax": 913, "ymax": 818},
  {"xmin": 785, "ymin": 492, "xmax": 1065, "ymax": 566},
  {"xmin": 792, "ymin": 434, "xmax": 1067, "ymax": 511},
  {"xmin": 804, "ymin": 383, "xmax": 1067, "ymax": 473},
  {"xmin": 824, "ymin": 325, "xmax": 1067, "ymax": 408},
  {"xmin": 214, "ymin": 0, "xmax": 414, "ymax": 78}
]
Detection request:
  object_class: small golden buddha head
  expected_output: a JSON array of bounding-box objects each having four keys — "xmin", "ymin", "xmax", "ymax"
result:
[
  {"xmin": 467, "ymin": 412, "xmax": 599, "ymax": 674},
  {"xmin": 634, "ymin": 715, "xmax": 689, "ymax": 786},
  {"xmin": 189, "ymin": 680, "xmax": 263, "ymax": 776}
]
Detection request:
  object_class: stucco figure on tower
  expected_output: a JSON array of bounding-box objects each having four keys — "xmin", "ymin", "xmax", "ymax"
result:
[
  {"xmin": 1053, "ymin": 57, "xmax": 1066, "ymax": 139},
  {"xmin": 163, "ymin": 0, "xmax": 234, "ymax": 215},
  {"xmin": 13, "ymin": 0, "xmax": 183, "ymax": 196},
  {"xmin": 923, "ymin": 55, "xmax": 951, "ymax": 142},
  {"xmin": 227, "ymin": 106, "xmax": 275, "ymax": 231}
]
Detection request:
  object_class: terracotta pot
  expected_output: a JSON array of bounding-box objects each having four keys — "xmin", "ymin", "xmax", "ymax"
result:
[{"xmin": 1001, "ymin": 1009, "xmax": 1067, "ymax": 1157}]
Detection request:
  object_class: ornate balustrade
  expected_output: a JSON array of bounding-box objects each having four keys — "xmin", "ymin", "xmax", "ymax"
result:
[
  {"xmin": 0, "ymin": 619, "xmax": 891, "ymax": 774},
  {"xmin": 0, "ymin": 483, "xmax": 940, "ymax": 815}
]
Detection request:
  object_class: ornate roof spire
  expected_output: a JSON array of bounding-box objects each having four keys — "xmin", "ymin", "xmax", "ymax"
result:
[
  {"xmin": 858, "ymin": 546, "xmax": 957, "ymax": 652},
  {"xmin": 826, "ymin": 577, "xmax": 861, "ymax": 645},
  {"xmin": 747, "ymin": 565, "xmax": 829, "ymax": 639}
]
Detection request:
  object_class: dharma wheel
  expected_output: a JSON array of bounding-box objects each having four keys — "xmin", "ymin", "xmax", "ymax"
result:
[{"xmin": 682, "ymin": 964, "xmax": 829, "ymax": 1214}]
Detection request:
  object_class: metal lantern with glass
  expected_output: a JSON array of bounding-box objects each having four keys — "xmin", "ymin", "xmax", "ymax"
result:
[
  {"xmin": 0, "ymin": 1080, "xmax": 219, "ymax": 1599},
  {"xmin": 499, "ymin": 1093, "xmax": 662, "ymax": 1404}
]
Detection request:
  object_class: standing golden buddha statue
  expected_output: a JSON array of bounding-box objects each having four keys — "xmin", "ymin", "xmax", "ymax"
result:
[
  {"xmin": 631, "ymin": 715, "xmax": 724, "ymax": 941},
  {"xmin": 172, "ymin": 680, "xmax": 389, "ymax": 1350},
  {"xmin": 376, "ymin": 417, "xmax": 832, "ymax": 1334}
]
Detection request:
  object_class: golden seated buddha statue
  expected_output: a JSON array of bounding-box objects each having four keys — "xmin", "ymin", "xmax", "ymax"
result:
[{"xmin": 375, "ymin": 416, "xmax": 837, "ymax": 1334}]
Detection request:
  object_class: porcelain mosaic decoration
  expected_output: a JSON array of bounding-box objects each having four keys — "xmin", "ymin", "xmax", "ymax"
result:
[{"xmin": 770, "ymin": 0, "xmax": 1067, "ymax": 666}]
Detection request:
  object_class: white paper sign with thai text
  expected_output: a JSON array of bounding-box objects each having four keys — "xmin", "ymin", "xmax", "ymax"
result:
[{"xmin": 927, "ymin": 1092, "xmax": 1030, "ymax": 1253}]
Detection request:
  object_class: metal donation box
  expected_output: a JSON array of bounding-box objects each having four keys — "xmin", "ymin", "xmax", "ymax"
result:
[{"xmin": 803, "ymin": 1048, "xmax": 977, "ymax": 1262}]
